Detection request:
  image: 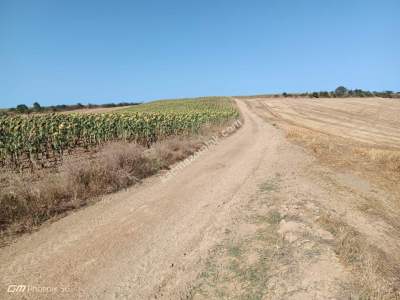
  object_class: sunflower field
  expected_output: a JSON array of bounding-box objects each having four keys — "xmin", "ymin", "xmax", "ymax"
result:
[{"xmin": 0, "ymin": 97, "xmax": 239, "ymax": 169}]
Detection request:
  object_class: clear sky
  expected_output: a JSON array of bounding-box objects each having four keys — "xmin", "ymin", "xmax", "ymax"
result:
[{"xmin": 0, "ymin": 0, "xmax": 399, "ymax": 108}]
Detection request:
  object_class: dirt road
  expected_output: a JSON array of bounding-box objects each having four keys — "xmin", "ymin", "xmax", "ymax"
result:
[{"xmin": 1, "ymin": 99, "xmax": 399, "ymax": 299}]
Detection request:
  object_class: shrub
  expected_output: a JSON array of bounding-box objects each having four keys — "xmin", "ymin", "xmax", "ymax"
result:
[{"xmin": 335, "ymin": 86, "xmax": 348, "ymax": 97}]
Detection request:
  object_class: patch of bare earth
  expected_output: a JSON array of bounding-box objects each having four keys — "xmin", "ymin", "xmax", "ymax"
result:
[
  {"xmin": 190, "ymin": 174, "xmax": 354, "ymax": 299},
  {"xmin": 189, "ymin": 135, "xmax": 358, "ymax": 299}
]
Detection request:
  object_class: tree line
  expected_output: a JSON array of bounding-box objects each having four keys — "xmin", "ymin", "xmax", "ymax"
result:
[
  {"xmin": 282, "ymin": 86, "xmax": 400, "ymax": 99},
  {"xmin": 1, "ymin": 101, "xmax": 140, "ymax": 115}
]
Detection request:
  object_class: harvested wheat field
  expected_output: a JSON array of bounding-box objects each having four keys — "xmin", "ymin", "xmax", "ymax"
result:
[
  {"xmin": 249, "ymin": 97, "xmax": 400, "ymax": 185},
  {"xmin": 253, "ymin": 97, "xmax": 400, "ymax": 148},
  {"xmin": 1, "ymin": 97, "xmax": 400, "ymax": 299}
]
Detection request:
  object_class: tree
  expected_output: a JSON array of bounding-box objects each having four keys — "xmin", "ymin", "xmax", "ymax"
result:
[
  {"xmin": 384, "ymin": 91, "xmax": 394, "ymax": 98},
  {"xmin": 16, "ymin": 104, "xmax": 29, "ymax": 113},
  {"xmin": 319, "ymin": 91, "xmax": 330, "ymax": 98},
  {"xmin": 312, "ymin": 92, "xmax": 319, "ymax": 98},
  {"xmin": 32, "ymin": 102, "xmax": 42, "ymax": 112},
  {"xmin": 335, "ymin": 86, "xmax": 348, "ymax": 97},
  {"xmin": 354, "ymin": 89, "xmax": 364, "ymax": 97}
]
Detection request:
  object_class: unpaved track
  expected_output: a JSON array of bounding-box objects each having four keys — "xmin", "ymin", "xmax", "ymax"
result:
[
  {"xmin": 1, "ymin": 100, "xmax": 282, "ymax": 299},
  {"xmin": 1, "ymin": 99, "xmax": 398, "ymax": 299}
]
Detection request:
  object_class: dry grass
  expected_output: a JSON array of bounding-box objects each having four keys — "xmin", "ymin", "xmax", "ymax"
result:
[
  {"xmin": 0, "ymin": 138, "xmax": 203, "ymax": 240},
  {"xmin": 284, "ymin": 124, "xmax": 400, "ymax": 225},
  {"xmin": 284, "ymin": 125, "xmax": 400, "ymax": 178},
  {"xmin": 285, "ymin": 124, "xmax": 400, "ymax": 299},
  {"xmin": 318, "ymin": 214, "xmax": 400, "ymax": 299},
  {"xmin": 285, "ymin": 127, "xmax": 306, "ymax": 139},
  {"xmin": 148, "ymin": 136, "xmax": 204, "ymax": 168},
  {"xmin": 354, "ymin": 148, "xmax": 400, "ymax": 172}
]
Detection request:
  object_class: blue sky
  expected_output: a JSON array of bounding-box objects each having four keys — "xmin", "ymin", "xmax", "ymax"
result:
[{"xmin": 0, "ymin": 0, "xmax": 399, "ymax": 108}]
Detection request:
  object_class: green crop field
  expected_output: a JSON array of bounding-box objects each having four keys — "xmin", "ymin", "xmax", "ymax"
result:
[
  {"xmin": 119, "ymin": 97, "xmax": 235, "ymax": 113},
  {"xmin": 0, "ymin": 97, "xmax": 239, "ymax": 170}
]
